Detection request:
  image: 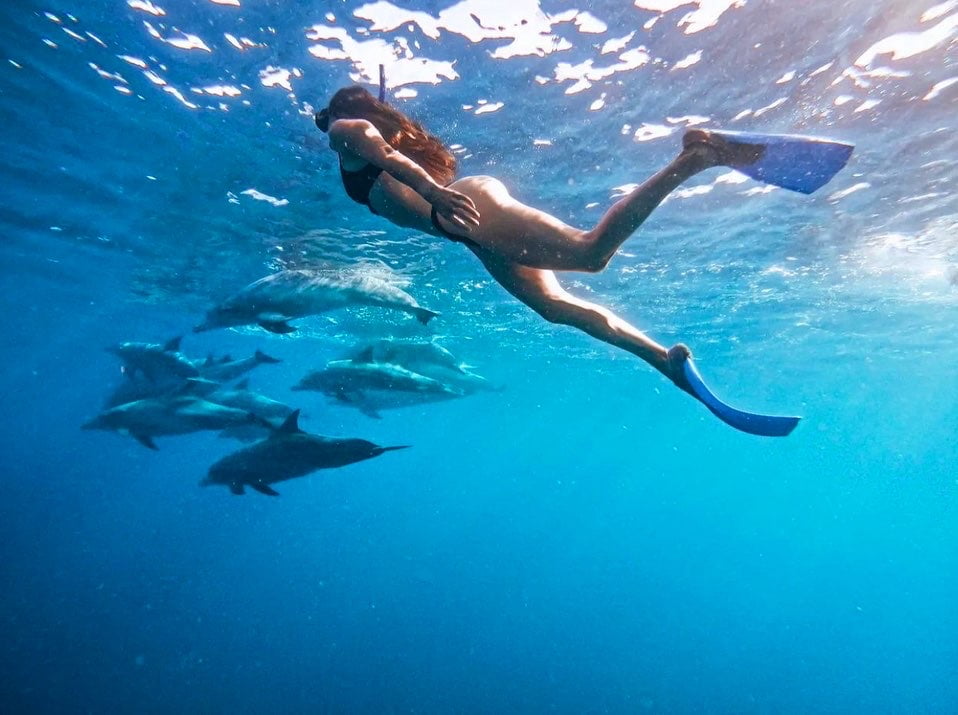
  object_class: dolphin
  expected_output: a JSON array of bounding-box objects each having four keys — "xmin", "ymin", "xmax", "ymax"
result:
[
  {"xmin": 206, "ymin": 379, "xmax": 296, "ymax": 442},
  {"xmin": 103, "ymin": 373, "xmax": 183, "ymax": 409},
  {"xmin": 348, "ymin": 338, "xmax": 464, "ymax": 374},
  {"xmin": 107, "ymin": 336, "xmax": 199, "ymax": 382},
  {"xmin": 192, "ymin": 269, "xmax": 440, "ymax": 334},
  {"xmin": 216, "ymin": 423, "xmax": 274, "ymax": 444},
  {"xmin": 206, "ymin": 379, "xmax": 294, "ymax": 421},
  {"xmin": 431, "ymin": 367, "xmax": 500, "ymax": 395},
  {"xmin": 197, "ymin": 349, "xmax": 281, "ymax": 383},
  {"xmin": 347, "ymin": 338, "xmax": 500, "ymax": 394},
  {"xmin": 82, "ymin": 395, "xmax": 265, "ymax": 450},
  {"xmin": 103, "ymin": 373, "xmax": 220, "ymax": 409},
  {"xmin": 200, "ymin": 410, "xmax": 409, "ymax": 495},
  {"xmin": 292, "ymin": 360, "xmax": 464, "ymax": 418}
]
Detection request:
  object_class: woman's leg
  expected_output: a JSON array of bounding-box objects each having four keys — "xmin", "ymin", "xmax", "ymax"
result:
[
  {"xmin": 580, "ymin": 134, "xmax": 742, "ymax": 268},
  {"xmin": 474, "ymin": 249, "xmax": 685, "ymax": 380},
  {"xmin": 450, "ymin": 131, "xmax": 759, "ymax": 273}
]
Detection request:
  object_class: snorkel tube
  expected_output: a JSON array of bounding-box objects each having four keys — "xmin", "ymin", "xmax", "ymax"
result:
[{"xmin": 314, "ymin": 64, "xmax": 386, "ymax": 132}]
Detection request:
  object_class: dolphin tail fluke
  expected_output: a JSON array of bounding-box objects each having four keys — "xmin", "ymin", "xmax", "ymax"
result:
[
  {"xmin": 255, "ymin": 349, "xmax": 282, "ymax": 364},
  {"xmin": 414, "ymin": 308, "xmax": 440, "ymax": 325}
]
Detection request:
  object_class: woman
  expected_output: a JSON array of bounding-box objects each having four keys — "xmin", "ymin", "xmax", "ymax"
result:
[{"xmin": 314, "ymin": 85, "xmax": 849, "ymax": 434}]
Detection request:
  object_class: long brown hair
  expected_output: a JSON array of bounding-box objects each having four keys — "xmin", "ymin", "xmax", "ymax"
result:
[{"xmin": 325, "ymin": 86, "xmax": 457, "ymax": 186}]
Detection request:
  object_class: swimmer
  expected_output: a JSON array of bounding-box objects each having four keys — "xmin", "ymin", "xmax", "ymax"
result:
[{"xmin": 313, "ymin": 84, "xmax": 852, "ymax": 435}]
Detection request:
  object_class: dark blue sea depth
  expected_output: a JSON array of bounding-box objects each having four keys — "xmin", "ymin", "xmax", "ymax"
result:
[{"xmin": 2, "ymin": 0, "xmax": 957, "ymax": 712}]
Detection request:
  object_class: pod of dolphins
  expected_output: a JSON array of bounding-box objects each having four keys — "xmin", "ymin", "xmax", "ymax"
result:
[{"xmin": 83, "ymin": 268, "xmax": 499, "ymax": 497}]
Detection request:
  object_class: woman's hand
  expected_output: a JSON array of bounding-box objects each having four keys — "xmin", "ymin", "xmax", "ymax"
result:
[{"xmin": 427, "ymin": 186, "xmax": 481, "ymax": 232}]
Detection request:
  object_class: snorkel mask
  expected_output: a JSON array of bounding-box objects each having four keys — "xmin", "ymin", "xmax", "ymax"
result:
[{"xmin": 314, "ymin": 64, "xmax": 386, "ymax": 133}]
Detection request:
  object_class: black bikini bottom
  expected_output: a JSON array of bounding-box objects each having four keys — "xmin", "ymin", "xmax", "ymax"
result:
[{"xmin": 431, "ymin": 206, "xmax": 479, "ymax": 249}]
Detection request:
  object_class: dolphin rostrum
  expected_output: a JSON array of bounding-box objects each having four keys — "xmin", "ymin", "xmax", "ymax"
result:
[
  {"xmin": 193, "ymin": 269, "xmax": 439, "ymax": 334},
  {"xmin": 200, "ymin": 410, "xmax": 409, "ymax": 495}
]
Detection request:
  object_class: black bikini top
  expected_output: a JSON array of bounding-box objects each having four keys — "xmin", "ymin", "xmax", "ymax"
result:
[
  {"xmin": 337, "ymin": 154, "xmax": 475, "ymax": 251},
  {"xmin": 339, "ymin": 157, "xmax": 383, "ymax": 211}
]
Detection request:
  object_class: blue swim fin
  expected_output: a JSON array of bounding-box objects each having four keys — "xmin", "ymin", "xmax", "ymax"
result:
[
  {"xmin": 671, "ymin": 348, "xmax": 800, "ymax": 437},
  {"xmin": 709, "ymin": 130, "xmax": 854, "ymax": 194}
]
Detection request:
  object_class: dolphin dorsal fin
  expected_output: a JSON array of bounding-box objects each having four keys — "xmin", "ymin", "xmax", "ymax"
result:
[
  {"xmin": 277, "ymin": 409, "xmax": 303, "ymax": 434},
  {"xmin": 164, "ymin": 336, "xmax": 183, "ymax": 352},
  {"xmin": 204, "ymin": 354, "xmax": 215, "ymax": 366},
  {"xmin": 235, "ymin": 378, "xmax": 250, "ymax": 391},
  {"xmin": 221, "ymin": 355, "xmax": 232, "ymax": 363}
]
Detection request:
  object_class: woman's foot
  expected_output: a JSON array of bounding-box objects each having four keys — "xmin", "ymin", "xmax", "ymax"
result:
[
  {"xmin": 666, "ymin": 343, "xmax": 696, "ymax": 397},
  {"xmin": 681, "ymin": 129, "xmax": 766, "ymax": 170}
]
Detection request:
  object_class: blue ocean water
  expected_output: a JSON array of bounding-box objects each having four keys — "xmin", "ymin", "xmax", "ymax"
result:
[{"xmin": 2, "ymin": 0, "xmax": 957, "ymax": 711}]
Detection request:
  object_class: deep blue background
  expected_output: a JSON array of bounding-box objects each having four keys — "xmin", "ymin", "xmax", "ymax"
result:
[{"xmin": 2, "ymin": 0, "xmax": 957, "ymax": 712}]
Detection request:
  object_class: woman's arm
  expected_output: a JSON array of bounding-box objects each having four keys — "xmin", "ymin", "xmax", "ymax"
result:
[
  {"xmin": 329, "ymin": 119, "xmax": 480, "ymax": 229},
  {"xmin": 329, "ymin": 119, "xmax": 436, "ymax": 198}
]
